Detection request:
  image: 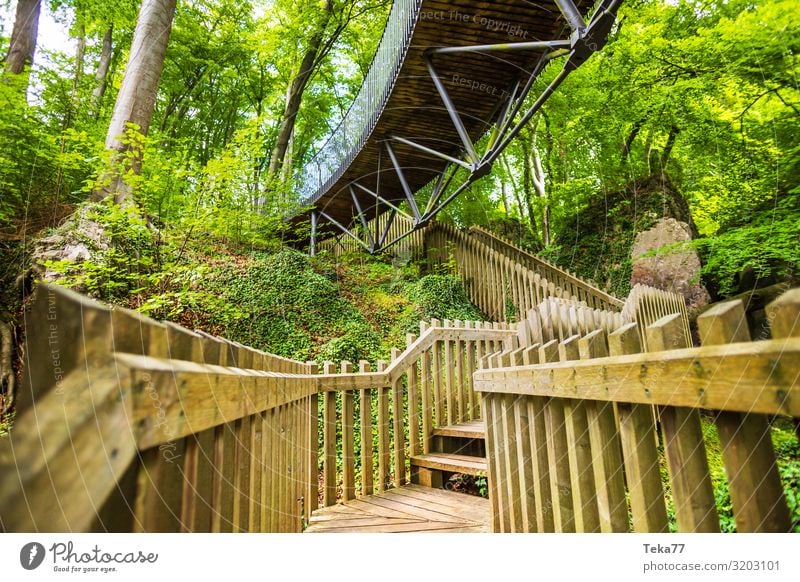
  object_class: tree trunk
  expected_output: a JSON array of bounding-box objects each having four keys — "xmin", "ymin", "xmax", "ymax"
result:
[
  {"xmin": 531, "ymin": 147, "xmax": 551, "ymax": 247},
  {"xmin": 94, "ymin": 0, "xmax": 177, "ymax": 205},
  {"xmin": 91, "ymin": 25, "xmax": 113, "ymax": 118},
  {"xmin": 267, "ymin": 0, "xmax": 334, "ymax": 179},
  {"xmin": 660, "ymin": 124, "xmax": 680, "ymax": 169},
  {"xmin": 4, "ymin": 0, "xmax": 42, "ymax": 83}
]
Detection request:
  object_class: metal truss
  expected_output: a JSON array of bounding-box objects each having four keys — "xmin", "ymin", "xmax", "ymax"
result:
[{"xmin": 311, "ymin": 0, "xmax": 623, "ymax": 255}]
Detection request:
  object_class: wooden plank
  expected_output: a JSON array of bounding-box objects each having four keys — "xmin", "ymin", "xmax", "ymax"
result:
[
  {"xmin": 407, "ymin": 334, "xmax": 421, "ymax": 456},
  {"xmin": 391, "ymin": 349, "xmax": 406, "ymax": 488},
  {"xmin": 648, "ymin": 315, "xmax": 719, "ymax": 533},
  {"xmin": 134, "ymin": 440, "xmax": 186, "ymax": 532},
  {"xmin": 699, "ymin": 300, "xmax": 791, "ymax": 532},
  {"xmin": 260, "ymin": 408, "xmax": 272, "ymax": 531},
  {"xmin": 609, "ymin": 323, "xmax": 668, "ymax": 533},
  {"xmin": 182, "ymin": 427, "xmax": 215, "ymax": 532},
  {"xmin": 484, "ymin": 393, "xmax": 502, "ymax": 532},
  {"xmin": 377, "ymin": 360, "xmax": 391, "ymax": 491},
  {"xmin": 472, "ymin": 336, "xmax": 800, "ymax": 416},
  {"xmin": 501, "ymin": 393, "xmax": 523, "ymax": 531},
  {"xmin": 211, "ymin": 421, "xmax": 236, "ymax": 532},
  {"xmin": 0, "ymin": 365, "xmax": 137, "ymax": 532},
  {"xmin": 420, "ymin": 323, "xmax": 433, "ymax": 454},
  {"xmin": 306, "ymin": 362, "xmax": 319, "ymax": 521},
  {"xmin": 513, "ymin": 395, "xmax": 537, "ymax": 532},
  {"xmin": 431, "ymin": 420, "xmax": 485, "ymax": 439},
  {"xmin": 322, "ymin": 362, "xmax": 337, "ymax": 506},
  {"xmin": 359, "ymin": 361, "xmax": 374, "ymax": 497},
  {"xmin": 466, "ymin": 323, "xmax": 478, "ymax": 419},
  {"xmin": 341, "ymin": 361, "xmax": 356, "ymax": 501},
  {"xmin": 455, "ymin": 325, "xmax": 466, "ymax": 422},
  {"xmin": 581, "ymin": 329, "xmax": 629, "ymax": 533},
  {"xmin": 431, "ymin": 319, "xmax": 444, "ymax": 426},
  {"xmin": 233, "ymin": 415, "xmax": 251, "ymax": 532},
  {"xmin": 444, "ymin": 329, "xmax": 455, "ymax": 425},
  {"xmin": 248, "ymin": 412, "xmax": 263, "ymax": 532},
  {"xmin": 409, "ymin": 453, "xmax": 487, "ymax": 474}
]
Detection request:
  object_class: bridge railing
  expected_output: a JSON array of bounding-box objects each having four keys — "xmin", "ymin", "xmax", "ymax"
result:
[
  {"xmin": 425, "ymin": 222, "xmax": 625, "ymax": 320},
  {"xmin": 294, "ymin": 0, "xmax": 422, "ymax": 203},
  {"xmin": 0, "ymin": 284, "xmax": 318, "ymax": 532},
  {"xmin": 465, "ymin": 225, "xmax": 625, "ymax": 311},
  {"xmin": 474, "ymin": 289, "xmax": 800, "ymax": 533},
  {"xmin": 313, "ymin": 320, "xmax": 516, "ymax": 505}
]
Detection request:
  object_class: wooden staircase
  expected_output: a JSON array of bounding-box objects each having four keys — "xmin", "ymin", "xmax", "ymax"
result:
[{"xmin": 410, "ymin": 420, "xmax": 487, "ymax": 488}]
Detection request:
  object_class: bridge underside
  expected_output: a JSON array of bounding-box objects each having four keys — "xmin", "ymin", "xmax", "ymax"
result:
[{"xmin": 293, "ymin": 0, "xmax": 621, "ymax": 253}]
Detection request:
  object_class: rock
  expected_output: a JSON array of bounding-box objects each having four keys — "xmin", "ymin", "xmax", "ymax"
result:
[
  {"xmin": 31, "ymin": 204, "xmax": 111, "ymax": 287},
  {"xmin": 631, "ymin": 217, "xmax": 711, "ymax": 311}
]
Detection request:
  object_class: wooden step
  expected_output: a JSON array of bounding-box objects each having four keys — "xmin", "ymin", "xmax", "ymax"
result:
[
  {"xmin": 432, "ymin": 420, "xmax": 485, "ymax": 439},
  {"xmin": 410, "ymin": 453, "xmax": 487, "ymax": 476}
]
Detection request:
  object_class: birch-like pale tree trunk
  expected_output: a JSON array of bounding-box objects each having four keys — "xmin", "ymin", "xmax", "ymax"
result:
[{"xmin": 95, "ymin": 0, "xmax": 177, "ymax": 204}]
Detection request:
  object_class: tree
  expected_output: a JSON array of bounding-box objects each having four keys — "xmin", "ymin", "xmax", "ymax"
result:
[
  {"xmin": 266, "ymin": 0, "xmax": 388, "ymax": 187},
  {"xmin": 3, "ymin": 0, "xmax": 42, "ymax": 90},
  {"xmin": 94, "ymin": 0, "xmax": 177, "ymax": 205}
]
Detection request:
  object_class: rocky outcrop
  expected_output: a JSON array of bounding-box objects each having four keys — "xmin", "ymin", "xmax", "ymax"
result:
[
  {"xmin": 31, "ymin": 205, "xmax": 109, "ymax": 283},
  {"xmin": 631, "ymin": 217, "xmax": 711, "ymax": 311}
]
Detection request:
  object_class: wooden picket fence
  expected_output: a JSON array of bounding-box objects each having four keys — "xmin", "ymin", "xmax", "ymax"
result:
[
  {"xmin": 467, "ymin": 225, "xmax": 624, "ymax": 311},
  {"xmin": 474, "ymin": 288, "xmax": 800, "ymax": 533},
  {"xmin": 424, "ymin": 222, "xmax": 624, "ymax": 321},
  {"xmin": 1, "ymin": 284, "xmax": 317, "ymax": 532},
  {"xmin": 314, "ymin": 320, "xmax": 516, "ymax": 505}
]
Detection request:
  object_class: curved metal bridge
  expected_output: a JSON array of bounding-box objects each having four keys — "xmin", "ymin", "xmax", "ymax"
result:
[{"xmin": 292, "ymin": 0, "xmax": 622, "ymax": 254}]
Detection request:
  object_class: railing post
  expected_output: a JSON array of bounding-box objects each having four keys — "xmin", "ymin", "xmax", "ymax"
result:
[
  {"xmin": 377, "ymin": 360, "xmax": 390, "ymax": 491},
  {"xmin": 322, "ymin": 361, "xmax": 337, "ymax": 506},
  {"xmin": 306, "ymin": 361, "xmax": 319, "ymax": 521},
  {"xmin": 359, "ymin": 360, "xmax": 374, "ymax": 496},
  {"xmin": 608, "ymin": 323, "xmax": 669, "ymax": 533},
  {"xmin": 700, "ymin": 300, "xmax": 791, "ymax": 532},
  {"xmin": 341, "ymin": 360, "xmax": 356, "ymax": 501},
  {"xmin": 648, "ymin": 314, "xmax": 719, "ymax": 532},
  {"xmin": 391, "ymin": 348, "xmax": 406, "ymax": 487}
]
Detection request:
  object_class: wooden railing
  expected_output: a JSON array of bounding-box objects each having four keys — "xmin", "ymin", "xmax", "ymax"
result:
[
  {"xmin": 467, "ymin": 225, "xmax": 624, "ymax": 311},
  {"xmin": 313, "ymin": 320, "xmax": 516, "ymax": 505},
  {"xmin": 425, "ymin": 222, "xmax": 625, "ymax": 321},
  {"xmin": 474, "ymin": 288, "xmax": 800, "ymax": 533},
  {"xmin": 1, "ymin": 284, "xmax": 317, "ymax": 532}
]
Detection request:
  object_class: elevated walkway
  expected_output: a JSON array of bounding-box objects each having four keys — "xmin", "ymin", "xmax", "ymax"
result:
[{"xmin": 294, "ymin": 0, "xmax": 622, "ymax": 253}]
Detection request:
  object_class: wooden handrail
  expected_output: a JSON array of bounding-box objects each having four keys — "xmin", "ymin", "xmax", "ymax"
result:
[
  {"xmin": 1, "ymin": 284, "xmax": 317, "ymax": 533},
  {"xmin": 313, "ymin": 323, "xmax": 517, "ymax": 391},
  {"xmin": 474, "ymin": 335, "xmax": 800, "ymax": 415},
  {"xmin": 474, "ymin": 289, "xmax": 800, "ymax": 533}
]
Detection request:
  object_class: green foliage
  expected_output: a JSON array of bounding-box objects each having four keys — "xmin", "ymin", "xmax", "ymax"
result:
[
  {"xmin": 44, "ymin": 201, "xmax": 155, "ymax": 300},
  {"xmin": 694, "ymin": 193, "xmax": 800, "ymax": 295},
  {"xmin": 404, "ymin": 274, "xmax": 483, "ymax": 325},
  {"xmin": 218, "ymin": 249, "xmax": 381, "ymax": 362}
]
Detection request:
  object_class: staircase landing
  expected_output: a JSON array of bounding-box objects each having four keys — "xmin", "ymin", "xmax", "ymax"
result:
[{"xmin": 305, "ymin": 484, "xmax": 490, "ymax": 533}]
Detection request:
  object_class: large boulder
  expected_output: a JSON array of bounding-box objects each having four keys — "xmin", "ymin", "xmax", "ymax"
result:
[{"xmin": 631, "ymin": 217, "xmax": 711, "ymax": 311}]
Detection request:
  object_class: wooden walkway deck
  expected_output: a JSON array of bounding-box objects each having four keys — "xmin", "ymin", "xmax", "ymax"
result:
[{"xmin": 305, "ymin": 484, "xmax": 490, "ymax": 533}]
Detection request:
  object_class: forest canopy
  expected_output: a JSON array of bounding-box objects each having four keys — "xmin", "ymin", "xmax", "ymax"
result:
[{"xmin": 0, "ymin": 0, "xmax": 797, "ymax": 297}]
